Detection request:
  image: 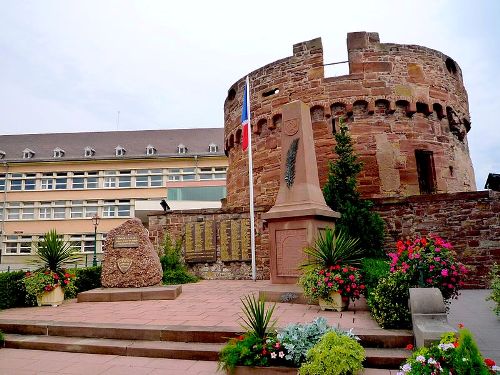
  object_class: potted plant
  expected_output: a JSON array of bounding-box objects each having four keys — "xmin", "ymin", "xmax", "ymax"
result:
[
  {"xmin": 299, "ymin": 331, "xmax": 365, "ymax": 375},
  {"xmin": 23, "ymin": 230, "xmax": 79, "ymax": 306},
  {"xmin": 397, "ymin": 326, "xmax": 499, "ymax": 374},
  {"xmin": 299, "ymin": 228, "xmax": 365, "ymax": 311}
]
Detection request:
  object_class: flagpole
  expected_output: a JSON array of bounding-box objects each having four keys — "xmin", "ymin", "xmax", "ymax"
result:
[{"xmin": 246, "ymin": 76, "xmax": 257, "ymax": 281}]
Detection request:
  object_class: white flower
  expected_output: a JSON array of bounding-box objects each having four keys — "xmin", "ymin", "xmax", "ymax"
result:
[
  {"xmin": 270, "ymin": 352, "xmax": 277, "ymax": 359},
  {"xmin": 438, "ymin": 343, "xmax": 454, "ymax": 351},
  {"xmin": 492, "ymin": 365, "xmax": 500, "ymax": 371},
  {"xmin": 462, "ymin": 357, "xmax": 468, "ymax": 362},
  {"xmin": 416, "ymin": 355, "xmax": 426, "ymax": 363},
  {"xmin": 402, "ymin": 363, "xmax": 412, "ymax": 372},
  {"xmin": 278, "ymin": 351, "xmax": 285, "ymax": 358},
  {"xmin": 428, "ymin": 358, "xmax": 437, "ymax": 365}
]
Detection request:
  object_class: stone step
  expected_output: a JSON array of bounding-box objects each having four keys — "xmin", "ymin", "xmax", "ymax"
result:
[
  {"xmin": 0, "ymin": 319, "xmax": 412, "ymax": 348},
  {"xmin": 4, "ymin": 334, "xmax": 409, "ymax": 369},
  {"xmin": 77, "ymin": 285, "xmax": 182, "ymax": 302}
]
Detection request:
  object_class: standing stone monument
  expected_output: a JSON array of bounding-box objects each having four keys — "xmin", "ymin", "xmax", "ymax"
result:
[
  {"xmin": 101, "ymin": 218, "xmax": 163, "ymax": 288},
  {"xmin": 262, "ymin": 100, "xmax": 340, "ymax": 283}
]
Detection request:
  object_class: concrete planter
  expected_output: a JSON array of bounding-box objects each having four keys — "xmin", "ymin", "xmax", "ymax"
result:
[
  {"xmin": 318, "ymin": 291, "xmax": 349, "ymax": 311},
  {"xmin": 228, "ymin": 366, "xmax": 298, "ymax": 374},
  {"xmin": 37, "ymin": 285, "xmax": 64, "ymax": 306}
]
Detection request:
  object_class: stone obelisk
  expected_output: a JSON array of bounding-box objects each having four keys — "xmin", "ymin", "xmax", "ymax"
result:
[{"xmin": 263, "ymin": 100, "xmax": 339, "ymax": 283}]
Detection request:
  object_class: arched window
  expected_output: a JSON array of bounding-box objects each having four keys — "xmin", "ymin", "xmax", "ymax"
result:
[
  {"xmin": 23, "ymin": 148, "xmax": 35, "ymax": 159},
  {"xmin": 208, "ymin": 143, "xmax": 218, "ymax": 153},
  {"xmin": 84, "ymin": 146, "xmax": 95, "ymax": 158},
  {"xmin": 53, "ymin": 147, "xmax": 65, "ymax": 158},
  {"xmin": 146, "ymin": 145, "xmax": 157, "ymax": 156},
  {"xmin": 177, "ymin": 144, "xmax": 187, "ymax": 154},
  {"xmin": 115, "ymin": 146, "xmax": 126, "ymax": 157}
]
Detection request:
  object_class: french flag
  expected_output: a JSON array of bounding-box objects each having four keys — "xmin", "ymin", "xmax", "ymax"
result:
[{"xmin": 241, "ymin": 82, "xmax": 249, "ymax": 151}]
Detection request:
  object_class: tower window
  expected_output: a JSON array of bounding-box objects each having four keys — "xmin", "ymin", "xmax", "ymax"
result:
[{"xmin": 415, "ymin": 150, "xmax": 436, "ymax": 194}]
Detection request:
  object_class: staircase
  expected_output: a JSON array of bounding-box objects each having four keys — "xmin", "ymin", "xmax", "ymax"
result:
[{"xmin": 0, "ymin": 319, "xmax": 411, "ymax": 370}]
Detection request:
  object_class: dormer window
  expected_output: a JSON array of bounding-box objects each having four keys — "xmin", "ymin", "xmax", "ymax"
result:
[
  {"xmin": 115, "ymin": 146, "xmax": 126, "ymax": 157},
  {"xmin": 0, "ymin": 150, "xmax": 5, "ymax": 159},
  {"xmin": 146, "ymin": 145, "xmax": 157, "ymax": 156},
  {"xmin": 177, "ymin": 144, "xmax": 187, "ymax": 154},
  {"xmin": 23, "ymin": 148, "xmax": 35, "ymax": 159},
  {"xmin": 84, "ymin": 146, "xmax": 95, "ymax": 158},
  {"xmin": 208, "ymin": 143, "xmax": 218, "ymax": 153},
  {"xmin": 53, "ymin": 148, "xmax": 65, "ymax": 158}
]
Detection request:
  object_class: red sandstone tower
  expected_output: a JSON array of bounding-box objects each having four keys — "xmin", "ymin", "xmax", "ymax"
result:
[{"xmin": 223, "ymin": 32, "xmax": 476, "ymax": 209}]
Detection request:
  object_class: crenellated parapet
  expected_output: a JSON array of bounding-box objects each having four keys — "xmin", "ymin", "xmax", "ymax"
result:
[{"xmin": 223, "ymin": 32, "xmax": 476, "ymax": 209}]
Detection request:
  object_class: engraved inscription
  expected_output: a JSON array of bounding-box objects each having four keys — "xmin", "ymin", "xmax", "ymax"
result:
[
  {"xmin": 220, "ymin": 219, "xmax": 251, "ymax": 262},
  {"xmin": 283, "ymin": 119, "xmax": 299, "ymax": 136},
  {"xmin": 275, "ymin": 229, "xmax": 308, "ymax": 277},
  {"xmin": 240, "ymin": 219, "xmax": 251, "ymax": 261},
  {"xmin": 117, "ymin": 257, "xmax": 133, "ymax": 273},
  {"xmin": 113, "ymin": 235, "xmax": 139, "ymax": 248},
  {"xmin": 220, "ymin": 221, "xmax": 230, "ymax": 261},
  {"xmin": 184, "ymin": 221, "xmax": 216, "ymax": 263}
]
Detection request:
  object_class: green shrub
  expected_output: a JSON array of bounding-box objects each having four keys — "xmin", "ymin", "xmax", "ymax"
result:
[
  {"xmin": 0, "ymin": 330, "xmax": 4, "ymax": 343},
  {"xmin": 299, "ymin": 331, "xmax": 365, "ymax": 375},
  {"xmin": 277, "ymin": 317, "xmax": 358, "ymax": 366},
  {"xmin": 360, "ymin": 258, "xmax": 390, "ymax": 297},
  {"xmin": 162, "ymin": 269, "xmax": 198, "ymax": 284},
  {"xmin": 487, "ymin": 263, "xmax": 500, "ymax": 316},
  {"xmin": 368, "ymin": 271, "xmax": 412, "ymax": 329},
  {"xmin": 0, "ymin": 270, "xmax": 31, "ymax": 309},
  {"xmin": 160, "ymin": 233, "xmax": 198, "ymax": 285},
  {"xmin": 74, "ymin": 266, "xmax": 102, "ymax": 293}
]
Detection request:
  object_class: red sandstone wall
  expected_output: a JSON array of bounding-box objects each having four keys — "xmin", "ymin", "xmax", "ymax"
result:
[
  {"xmin": 372, "ymin": 191, "xmax": 500, "ymax": 288},
  {"xmin": 149, "ymin": 192, "xmax": 499, "ymax": 287},
  {"xmin": 224, "ymin": 32, "xmax": 476, "ymax": 209}
]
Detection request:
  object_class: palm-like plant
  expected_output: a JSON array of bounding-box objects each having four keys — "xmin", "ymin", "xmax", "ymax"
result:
[
  {"xmin": 240, "ymin": 294, "xmax": 277, "ymax": 340},
  {"xmin": 31, "ymin": 229, "xmax": 80, "ymax": 272},
  {"xmin": 302, "ymin": 227, "xmax": 362, "ymax": 270}
]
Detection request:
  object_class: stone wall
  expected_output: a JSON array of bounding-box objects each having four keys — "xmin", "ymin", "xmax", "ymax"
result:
[
  {"xmin": 372, "ymin": 190, "xmax": 500, "ymax": 288},
  {"xmin": 223, "ymin": 32, "xmax": 476, "ymax": 209},
  {"xmin": 149, "ymin": 191, "xmax": 498, "ymax": 287},
  {"xmin": 148, "ymin": 206, "xmax": 272, "ymax": 280}
]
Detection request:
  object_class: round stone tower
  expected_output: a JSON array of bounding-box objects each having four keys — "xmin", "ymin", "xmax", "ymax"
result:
[{"xmin": 223, "ymin": 32, "xmax": 476, "ymax": 209}]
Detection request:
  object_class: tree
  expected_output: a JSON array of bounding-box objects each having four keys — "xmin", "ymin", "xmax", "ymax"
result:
[{"xmin": 323, "ymin": 118, "xmax": 385, "ymax": 257}]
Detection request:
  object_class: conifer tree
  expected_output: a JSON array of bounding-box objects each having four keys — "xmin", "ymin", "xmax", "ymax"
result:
[{"xmin": 323, "ymin": 118, "xmax": 385, "ymax": 257}]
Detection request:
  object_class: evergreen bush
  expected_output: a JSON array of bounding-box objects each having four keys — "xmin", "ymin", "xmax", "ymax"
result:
[
  {"xmin": 360, "ymin": 258, "xmax": 390, "ymax": 297},
  {"xmin": 160, "ymin": 233, "xmax": 199, "ymax": 284},
  {"xmin": 74, "ymin": 266, "xmax": 102, "ymax": 293},
  {"xmin": 322, "ymin": 118, "xmax": 385, "ymax": 257},
  {"xmin": 0, "ymin": 270, "xmax": 30, "ymax": 309},
  {"xmin": 487, "ymin": 263, "xmax": 500, "ymax": 316}
]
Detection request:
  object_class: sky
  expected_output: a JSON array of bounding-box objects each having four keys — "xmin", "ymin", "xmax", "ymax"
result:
[{"xmin": 0, "ymin": 0, "xmax": 498, "ymax": 188}]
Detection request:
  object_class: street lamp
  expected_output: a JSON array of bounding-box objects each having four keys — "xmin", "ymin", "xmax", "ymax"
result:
[{"xmin": 91, "ymin": 215, "xmax": 101, "ymax": 267}]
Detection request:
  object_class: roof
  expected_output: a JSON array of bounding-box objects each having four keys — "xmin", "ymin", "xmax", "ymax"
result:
[
  {"xmin": 0, "ymin": 128, "xmax": 225, "ymax": 162},
  {"xmin": 485, "ymin": 173, "xmax": 500, "ymax": 191}
]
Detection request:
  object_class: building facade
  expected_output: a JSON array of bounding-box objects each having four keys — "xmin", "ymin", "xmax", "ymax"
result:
[{"xmin": 0, "ymin": 128, "xmax": 227, "ymax": 269}]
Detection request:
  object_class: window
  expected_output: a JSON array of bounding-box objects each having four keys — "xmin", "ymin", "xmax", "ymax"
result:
[
  {"xmin": 0, "ymin": 174, "xmax": 5, "ymax": 191},
  {"xmin": 115, "ymin": 146, "xmax": 126, "ymax": 157},
  {"xmin": 4, "ymin": 235, "xmax": 33, "ymax": 254},
  {"xmin": 0, "ymin": 204, "xmax": 3, "ymax": 221},
  {"xmin": 10, "ymin": 174, "xmax": 22, "ymax": 190},
  {"xmin": 415, "ymin": 150, "xmax": 436, "ymax": 194},
  {"xmin": 7, "ymin": 173, "xmax": 36, "ymax": 191},
  {"xmin": 85, "ymin": 201, "xmax": 98, "ymax": 218},
  {"xmin": 24, "ymin": 174, "xmax": 36, "ymax": 190},
  {"xmin": 84, "ymin": 147, "xmax": 95, "ymax": 158},
  {"xmin": 70, "ymin": 201, "xmax": 84, "ymax": 218},
  {"xmin": 103, "ymin": 200, "xmax": 116, "ymax": 217},
  {"xmin": 22, "ymin": 148, "xmax": 35, "ymax": 159},
  {"xmin": 146, "ymin": 145, "xmax": 156, "ymax": 155},
  {"xmin": 21, "ymin": 204, "xmax": 35, "ymax": 220},
  {"xmin": 177, "ymin": 144, "xmax": 187, "ymax": 154},
  {"xmin": 135, "ymin": 169, "xmax": 163, "ymax": 187},
  {"xmin": 198, "ymin": 167, "xmax": 227, "ymax": 180},
  {"xmin": 208, "ymin": 143, "xmax": 218, "ymax": 153},
  {"xmin": 72, "ymin": 172, "xmax": 85, "ymax": 189},
  {"xmin": 118, "ymin": 170, "xmax": 131, "ymax": 188},
  {"xmin": 104, "ymin": 170, "xmax": 117, "ymax": 188},
  {"xmin": 55, "ymin": 173, "xmax": 67, "ymax": 189},
  {"xmin": 167, "ymin": 168, "xmax": 195, "ymax": 182},
  {"xmin": 70, "ymin": 234, "xmax": 96, "ymax": 253},
  {"xmin": 0, "ymin": 150, "xmax": 5, "ymax": 159},
  {"xmin": 39, "ymin": 202, "xmax": 52, "ymax": 219},
  {"xmin": 53, "ymin": 201, "xmax": 66, "ymax": 219},
  {"xmin": 53, "ymin": 148, "xmax": 65, "ymax": 158},
  {"xmin": 103, "ymin": 200, "xmax": 131, "ymax": 217},
  {"xmin": 87, "ymin": 172, "xmax": 99, "ymax": 188},
  {"xmin": 7, "ymin": 207, "xmax": 20, "ymax": 220},
  {"xmin": 41, "ymin": 173, "xmax": 54, "ymax": 190},
  {"xmin": 117, "ymin": 200, "xmax": 131, "ymax": 217},
  {"xmin": 168, "ymin": 186, "xmax": 227, "ymax": 201}
]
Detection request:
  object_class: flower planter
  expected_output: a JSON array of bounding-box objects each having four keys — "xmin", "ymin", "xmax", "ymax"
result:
[
  {"xmin": 318, "ymin": 291, "xmax": 348, "ymax": 311},
  {"xmin": 37, "ymin": 285, "xmax": 64, "ymax": 306},
  {"xmin": 228, "ymin": 366, "xmax": 298, "ymax": 374}
]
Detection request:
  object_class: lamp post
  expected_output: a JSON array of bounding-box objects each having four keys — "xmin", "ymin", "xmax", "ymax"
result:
[{"xmin": 92, "ymin": 215, "xmax": 100, "ymax": 267}]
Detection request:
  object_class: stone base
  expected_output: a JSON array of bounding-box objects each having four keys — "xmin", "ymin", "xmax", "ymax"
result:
[
  {"xmin": 77, "ymin": 285, "xmax": 182, "ymax": 303},
  {"xmin": 258, "ymin": 283, "xmax": 310, "ymax": 304}
]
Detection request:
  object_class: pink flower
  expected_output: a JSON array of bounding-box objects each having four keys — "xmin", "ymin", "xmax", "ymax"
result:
[
  {"xmin": 434, "ymin": 257, "xmax": 441, "ymax": 262},
  {"xmin": 327, "ymin": 282, "xmax": 333, "ymax": 287},
  {"xmin": 441, "ymin": 269, "xmax": 449, "ymax": 277}
]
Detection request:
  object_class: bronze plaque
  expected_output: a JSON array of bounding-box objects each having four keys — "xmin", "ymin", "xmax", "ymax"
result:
[
  {"xmin": 220, "ymin": 219, "xmax": 251, "ymax": 261},
  {"xmin": 275, "ymin": 229, "xmax": 307, "ymax": 277},
  {"xmin": 184, "ymin": 221, "xmax": 216, "ymax": 263},
  {"xmin": 117, "ymin": 257, "xmax": 133, "ymax": 273},
  {"xmin": 113, "ymin": 235, "xmax": 139, "ymax": 248}
]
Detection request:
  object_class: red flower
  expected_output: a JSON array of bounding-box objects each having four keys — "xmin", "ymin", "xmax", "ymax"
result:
[
  {"xmin": 262, "ymin": 348, "xmax": 267, "ymax": 355},
  {"xmin": 64, "ymin": 279, "xmax": 69, "ymax": 284},
  {"xmin": 458, "ymin": 323, "xmax": 464, "ymax": 329},
  {"xmin": 237, "ymin": 335, "xmax": 244, "ymax": 341},
  {"xmin": 53, "ymin": 274, "xmax": 59, "ymax": 280},
  {"xmin": 405, "ymin": 344, "xmax": 414, "ymax": 351},
  {"xmin": 342, "ymin": 267, "xmax": 348, "ymax": 273},
  {"xmin": 453, "ymin": 342, "xmax": 459, "ymax": 348},
  {"xmin": 64, "ymin": 273, "xmax": 70, "ymax": 278},
  {"xmin": 485, "ymin": 358, "xmax": 496, "ymax": 367}
]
